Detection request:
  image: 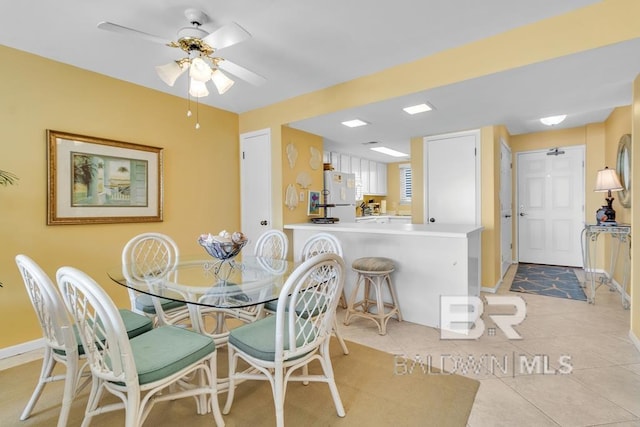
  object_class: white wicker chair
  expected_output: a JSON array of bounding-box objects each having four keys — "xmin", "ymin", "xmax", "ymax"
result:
[
  {"xmin": 254, "ymin": 229, "xmax": 288, "ymax": 259},
  {"xmin": 298, "ymin": 232, "xmax": 349, "ymax": 354},
  {"xmin": 223, "ymin": 253, "xmax": 346, "ymax": 427},
  {"xmin": 121, "ymin": 232, "xmax": 190, "ymax": 327},
  {"xmin": 15, "ymin": 254, "xmax": 152, "ymax": 427},
  {"xmin": 56, "ymin": 266, "xmax": 225, "ymax": 427}
]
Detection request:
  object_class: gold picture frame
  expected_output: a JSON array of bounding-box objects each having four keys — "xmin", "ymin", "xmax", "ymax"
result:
[{"xmin": 47, "ymin": 130, "xmax": 163, "ymax": 225}]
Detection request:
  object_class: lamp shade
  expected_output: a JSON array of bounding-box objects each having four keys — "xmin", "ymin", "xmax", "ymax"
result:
[
  {"xmin": 594, "ymin": 167, "xmax": 623, "ymax": 192},
  {"xmin": 189, "ymin": 79, "xmax": 209, "ymax": 98},
  {"xmin": 189, "ymin": 57, "xmax": 212, "ymax": 82},
  {"xmin": 211, "ymin": 69, "xmax": 235, "ymax": 94},
  {"xmin": 155, "ymin": 61, "xmax": 187, "ymax": 86}
]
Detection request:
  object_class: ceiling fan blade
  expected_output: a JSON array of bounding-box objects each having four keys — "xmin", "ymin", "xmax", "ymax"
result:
[
  {"xmin": 97, "ymin": 21, "xmax": 172, "ymax": 45},
  {"xmin": 217, "ymin": 59, "xmax": 266, "ymax": 86},
  {"xmin": 202, "ymin": 22, "xmax": 251, "ymax": 50}
]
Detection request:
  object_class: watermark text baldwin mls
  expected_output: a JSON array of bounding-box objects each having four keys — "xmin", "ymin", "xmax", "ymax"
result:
[{"xmin": 394, "ymin": 353, "xmax": 573, "ymax": 377}]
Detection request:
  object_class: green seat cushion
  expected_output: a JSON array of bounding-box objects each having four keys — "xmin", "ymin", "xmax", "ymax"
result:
[
  {"xmin": 119, "ymin": 308, "xmax": 154, "ymax": 338},
  {"xmin": 135, "ymin": 294, "xmax": 186, "ymax": 314},
  {"xmin": 263, "ymin": 299, "xmax": 279, "ymax": 313},
  {"xmin": 264, "ymin": 293, "xmax": 327, "ymax": 318},
  {"xmin": 228, "ymin": 315, "xmax": 314, "ymax": 361},
  {"xmin": 129, "ymin": 326, "xmax": 215, "ymax": 385},
  {"xmin": 352, "ymin": 257, "xmax": 395, "ymax": 272},
  {"xmin": 56, "ymin": 309, "xmax": 153, "ymax": 356}
]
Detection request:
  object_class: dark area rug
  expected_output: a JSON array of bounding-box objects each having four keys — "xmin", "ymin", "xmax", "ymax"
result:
[{"xmin": 510, "ymin": 263, "xmax": 587, "ymax": 301}]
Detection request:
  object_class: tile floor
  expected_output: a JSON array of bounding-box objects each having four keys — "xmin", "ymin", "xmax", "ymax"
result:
[
  {"xmin": 336, "ymin": 264, "xmax": 640, "ymax": 426},
  {"xmin": 2, "ymin": 264, "xmax": 639, "ymax": 426}
]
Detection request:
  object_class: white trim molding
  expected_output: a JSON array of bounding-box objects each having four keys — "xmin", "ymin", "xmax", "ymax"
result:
[{"xmin": 0, "ymin": 338, "xmax": 44, "ymax": 360}]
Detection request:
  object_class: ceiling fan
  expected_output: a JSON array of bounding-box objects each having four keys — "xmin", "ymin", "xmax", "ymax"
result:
[{"xmin": 97, "ymin": 8, "xmax": 266, "ymax": 97}]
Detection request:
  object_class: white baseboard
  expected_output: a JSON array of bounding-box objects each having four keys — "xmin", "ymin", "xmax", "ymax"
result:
[
  {"xmin": 630, "ymin": 330, "xmax": 640, "ymax": 354},
  {"xmin": 0, "ymin": 338, "xmax": 44, "ymax": 360},
  {"xmin": 481, "ymin": 262, "xmax": 516, "ymax": 294},
  {"xmin": 582, "ymin": 269, "xmax": 631, "ymax": 306},
  {"xmin": 481, "ymin": 283, "xmax": 500, "ymax": 294}
]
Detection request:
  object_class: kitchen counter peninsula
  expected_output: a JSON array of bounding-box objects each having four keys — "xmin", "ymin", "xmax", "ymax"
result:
[{"xmin": 284, "ymin": 222, "xmax": 483, "ymax": 328}]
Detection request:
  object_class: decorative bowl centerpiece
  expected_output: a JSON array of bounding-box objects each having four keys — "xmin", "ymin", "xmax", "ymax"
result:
[{"xmin": 198, "ymin": 230, "xmax": 248, "ymax": 261}]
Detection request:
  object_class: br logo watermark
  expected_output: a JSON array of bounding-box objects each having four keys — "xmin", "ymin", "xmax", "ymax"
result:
[{"xmin": 440, "ymin": 295, "xmax": 526, "ymax": 340}]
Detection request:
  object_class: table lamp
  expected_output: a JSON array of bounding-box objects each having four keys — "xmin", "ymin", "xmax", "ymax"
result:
[{"xmin": 594, "ymin": 166, "xmax": 623, "ymax": 224}]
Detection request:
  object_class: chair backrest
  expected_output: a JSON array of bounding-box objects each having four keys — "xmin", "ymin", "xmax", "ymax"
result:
[
  {"xmin": 122, "ymin": 232, "xmax": 179, "ymax": 284},
  {"xmin": 274, "ymin": 253, "xmax": 345, "ymax": 362},
  {"xmin": 300, "ymin": 232, "xmax": 343, "ymax": 261},
  {"xmin": 15, "ymin": 254, "xmax": 76, "ymax": 356},
  {"xmin": 253, "ymin": 229, "xmax": 288, "ymax": 259},
  {"xmin": 56, "ymin": 266, "xmax": 136, "ymax": 385},
  {"xmin": 121, "ymin": 232, "xmax": 181, "ymax": 321}
]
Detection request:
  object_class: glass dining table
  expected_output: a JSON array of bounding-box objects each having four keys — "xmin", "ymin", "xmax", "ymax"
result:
[{"xmin": 107, "ymin": 255, "xmax": 298, "ymax": 340}]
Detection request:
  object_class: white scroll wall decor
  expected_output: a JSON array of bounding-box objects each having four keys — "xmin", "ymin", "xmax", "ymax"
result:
[
  {"xmin": 309, "ymin": 146, "xmax": 321, "ymax": 170},
  {"xmin": 286, "ymin": 143, "xmax": 298, "ymax": 169}
]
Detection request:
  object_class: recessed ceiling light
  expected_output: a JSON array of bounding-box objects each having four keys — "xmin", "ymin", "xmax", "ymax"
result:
[
  {"xmin": 341, "ymin": 119, "xmax": 368, "ymax": 128},
  {"xmin": 540, "ymin": 114, "xmax": 567, "ymax": 126},
  {"xmin": 370, "ymin": 147, "xmax": 409, "ymax": 157},
  {"xmin": 403, "ymin": 103, "xmax": 432, "ymax": 115}
]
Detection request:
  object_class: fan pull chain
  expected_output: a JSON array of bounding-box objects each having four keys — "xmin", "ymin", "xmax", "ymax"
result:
[{"xmin": 195, "ymin": 97, "xmax": 200, "ymax": 129}]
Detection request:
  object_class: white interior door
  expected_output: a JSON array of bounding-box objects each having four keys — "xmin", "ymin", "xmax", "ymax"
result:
[
  {"xmin": 517, "ymin": 146, "xmax": 584, "ymax": 267},
  {"xmin": 424, "ymin": 130, "xmax": 480, "ymax": 225},
  {"xmin": 500, "ymin": 140, "xmax": 513, "ymax": 277},
  {"xmin": 240, "ymin": 129, "xmax": 272, "ymax": 254}
]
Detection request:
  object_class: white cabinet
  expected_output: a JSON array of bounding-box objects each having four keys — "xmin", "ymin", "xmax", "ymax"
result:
[
  {"xmin": 351, "ymin": 157, "xmax": 363, "ymax": 200},
  {"xmin": 330, "ymin": 152, "xmax": 340, "ymax": 171},
  {"xmin": 340, "ymin": 154, "xmax": 351, "ymax": 173},
  {"xmin": 323, "ymin": 151, "xmax": 331, "ymax": 164},
  {"xmin": 377, "ymin": 162, "xmax": 387, "ymax": 195},
  {"xmin": 355, "ymin": 216, "xmax": 377, "ymax": 224},
  {"xmin": 360, "ymin": 159, "xmax": 370, "ymax": 195},
  {"xmin": 355, "ymin": 215, "xmax": 407, "ymax": 224},
  {"xmin": 389, "ymin": 216, "xmax": 411, "ymax": 224},
  {"xmin": 369, "ymin": 160, "xmax": 378, "ymax": 194},
  {"xmin": 323, "ymin": 151, "xmax": 387, "ymax": 196}
]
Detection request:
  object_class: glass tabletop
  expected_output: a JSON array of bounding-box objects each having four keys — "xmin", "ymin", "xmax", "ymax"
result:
[{"xmin": 108, "ymin": 255, "xmax": 298, "ymax": 309}]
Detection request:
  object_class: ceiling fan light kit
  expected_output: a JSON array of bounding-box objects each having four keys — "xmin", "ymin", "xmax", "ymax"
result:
[
  {"xmin": 155, "ymin": 61, "xmax": 187, "ymax": 87},
  {"xmin": 98, "ymin": 8, "xmax": 265, "ymax": 129}
]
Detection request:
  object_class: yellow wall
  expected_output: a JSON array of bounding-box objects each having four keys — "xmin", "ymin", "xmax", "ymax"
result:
[
  {"xmin": 603, "ymin": 107, "xmax": 633, "ymax": 287},
  {"xmin": 280, "ymin": 126, "xmax": 324, "ymax": 231},
  {"xmin": 605, "ymin": 106, "xmax": 632, "ymax": 225},
  {"xmin": 631, "ymin": 75, "xmax": 640, "ymax": 342},
  {"xmin": 0, "ymin": 46, "xmax": 241, "ymax": 348}
]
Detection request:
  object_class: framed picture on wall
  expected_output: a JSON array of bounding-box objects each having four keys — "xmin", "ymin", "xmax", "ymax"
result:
[
  {"xmin": 47, "ymin": 130, "xmax": 163, "ymax": 225},
  {"xmin": 307, "ymin": 190, "xmax": 321, "ymax": 216}
]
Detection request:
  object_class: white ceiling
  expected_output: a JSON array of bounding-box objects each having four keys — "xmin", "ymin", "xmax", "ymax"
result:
[{"xmin": 2, "ymin": 0, "xmax": 637, "ymax": 162}]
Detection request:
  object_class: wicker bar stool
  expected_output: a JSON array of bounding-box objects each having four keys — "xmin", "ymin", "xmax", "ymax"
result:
[{"xmin": 344, "ymin": 257, "xmax": 402, "ymax": 335}]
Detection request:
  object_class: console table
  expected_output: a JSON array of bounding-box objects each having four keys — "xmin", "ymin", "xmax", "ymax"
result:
[{"xmin": 581, "ymin": 224, "xmax": 631, "ymax": 308}]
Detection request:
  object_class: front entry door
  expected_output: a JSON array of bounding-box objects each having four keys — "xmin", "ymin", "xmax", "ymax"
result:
[
  {"xmin": 240, "ymin": 129, "xmax": 272, "ymax": 254},
  {"xmin": 517, "ymin": 146, "xmax": 584, "ymax": 266}
]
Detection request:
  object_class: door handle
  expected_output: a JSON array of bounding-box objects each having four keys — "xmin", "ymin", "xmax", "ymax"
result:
[
  {"xmin": 519, "ymin": 212, "xmax": 526, "ymax": 217},
  {"xmin": 260, "ymin": 220, "xmax": 268, "ymax": 226},
  {"xmin": 504, "ymin": 214, "xmax": 512, "ymax": 218},
  {"xmin": 429, "ymin": 218, "xmax": 435, "ymax": 223}
]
